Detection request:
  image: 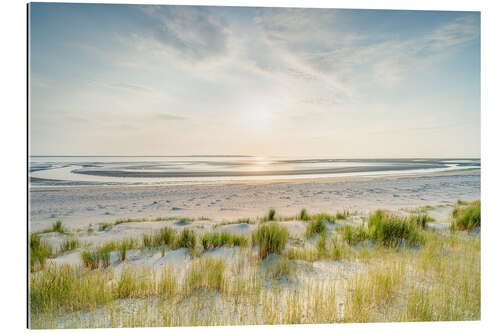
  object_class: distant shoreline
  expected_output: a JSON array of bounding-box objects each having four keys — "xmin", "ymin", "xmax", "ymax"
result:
[
  {"xmin": 29, "ymin": 169, "xmax": 480, "ymax": 191},
  {"xmin": 71, "ymin": 164, "xmax": 446, "ymax": 178}
]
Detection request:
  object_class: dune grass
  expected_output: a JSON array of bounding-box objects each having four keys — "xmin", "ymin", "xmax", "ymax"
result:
[
  {"xmin": 177, "ymin": 228, "xmax": 197, "ymax": 250},
  {"xmin": 252, "ymin": 223, "xmax": 288, "ymax": 259},
  {"xmin": 343, "ymin": 260, "xmax": 407, "ymax": 322},
  {"xmin": 115, "ymin": 267, "xmax": 158, "ymax": 299},
  {"xmin": 340, "ymin": 210, "xmax": 424, "ymax": 247},
  {"xmin": 368, "ymin": 210, "xmax": 423, "ymax": 247},
  {"xmin": 183, "ymin": 258, "xmax": 227, "ymax": 294},
  {"xmin": 343, "ymin": 231, "xmax": 480, "ymax": 322},
  {"xmin": 117, "ymin": 238, "xmax": 138, "ymax": 261},
  {"xmin": 299, "ymin": 208, "xmax": 310, "ymax": 221},
  {"xmin": 30, "ymin": 265, "xmax": 115, "ymax": 315},
  {"xmin": 115, "ymin": 218, "xmax": 148, "ymax": 225},
  {"xmin": 29, "ymin": 206, "xmax": 480, "ymax": 328},
  {"xmin": 95, "ymin": 216, "xmax": 213, "ymax": 233},
  {"xmin": 81, "ymin": 242, "xmax": 118, "ymax": 270},
  {"xmin": 153, "ymin": 216, "xmax": 210, "ymax": 222},
  {"xmin": 201, "ymin": 232, "xmax": 248, "ymax": 250},
  {"xmin": 408, "ymin": 214, "xmax": 434, "ymax": 229},
  {"xmin": 30, "ymin": 229, "xmax": 480, "ymax": 328},
  {"xmin": 214, "ymin": 218, "xmax": 255, "ymax": 229},
  {"xmin": 157, "ymin": 268, "xmax": 179, "ymax": 298},
  {"xmin": 401, "ymin": 205, "xmax": 434, "ymax": 214},
  {"xmin": 310, "ymin": 213, "xmax": 336, "ymax": 223},
  {"xmin": 233, "ymin": 218, "xmax": 251, "ymax": 224},
  {"xmin": 316, "ymin": 232, "xmax": 327, "ymax": 253},
  {"xmin": 264, "ymin": 257, "xmax": 297, "ymax": 280},
  {"xmin": 52, "ymin": 220, "xmax": 66, "ymax": 233},
  {"xmin": 341, "ymin": 224, "xmax": 370, "ymax": 246},
  {"xmin": 286, "ymin": 235, "xmax": 351, "ymax": 262},
  {"xmin": 39, "ymin": 220, "xmax": 67, "ymax": 234},
  {"xmin": 143, "ymin": 227, "xmax": 178, "ymax": 248},
  {"xmin": 451, "ymin": 200, "xmax": 480, "ymax": 231},
  {"xmin": 305, "ymin": 220, "xmax": 326, "ymax": 238},
  {"xmin": 30, "ymin": 265, "xmax": 179, "ymax": 317},
  {"xmin": 285, "ymin": 246, "xmax": 319, "ymax": 262},
  {"xmin": 334, "ymin": 210, "xmax": 350, "ymax": 220},
  {"xmin": 115, "ymin": 216, "xmax": 211, "ymax": 225},
  {"xmin": 30, "ymin": 233, "xmax": 53, "ymax": 272},
  {"xmin": 58, "ymin": 238, "xmax": 81, "ymax": 254},
  {"xmin": 266, "ymin": 208, "xmax": 276, "ymax": 221}
]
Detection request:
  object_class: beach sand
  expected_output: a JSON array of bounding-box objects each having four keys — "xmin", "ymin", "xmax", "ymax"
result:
[
  {"xmin": 29, "ymin": 170, "xmax": 481, "ymax": 328},
  {"xmin": 30, "ymin": 170, "xmax": 480, "ymax": 232}
]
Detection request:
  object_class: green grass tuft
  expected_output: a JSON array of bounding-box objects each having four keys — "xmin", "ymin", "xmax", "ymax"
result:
[
  {"xmin": 252, "ymin": 223, "xmax": 288, "ymax": 259},
  {"xmin": 340, "ymin": 210, "xmax": 423, "ymax": 247},
  {"xmin": 40, "ymin": 220, "xmax": 67, "ymax": 234},
  {"xmin": 142, "ymin": 227, "xmax": 178, "ymax": 248},
  {"xmin": 335, "ymin": 210, "xmax": 350, "ymax": 220},
  {"xmin": 81, "ymin": 245, "xmax": 114, "ymax": 270},
  {"xmin": 367, "ymin": 210, "xmax": 423, "ymax": 247},
  {"xmin": 30, "ymin": 233, "xmax": 53, "ymax": 272},
  {"xmin": 316, "ymin": 232, "xmax": 327, "ymax": 253},
  {"xmin": 183, "ymin": 258, "xmax": 226, "ymax": 294},
  {"xmin": 53, "ymin": 221, "xmax": 65, "ymax": 233},
  {"xmin": 59, "ymin": 238, "xmax": 81, "ymax": 254},
  {"xmin": 305, "ymin": 220, "xmax": 326, "ymax": 238},
  {"xmin": 177, "ymin": 228, "xmax": 196, "ymax": 250},
  {"xmin": 114, "ymin": 218, "xmax": 148, "ymax": 225},
  {"xmin": 408, "ymin": 214, "xmax": 434, "ymax": 229},
  {"xmin": 117, "ymin": 238, "xmax": 138, "ymax": 261},
  {"xmin": 341, "ymin": 225, "xmax": 370, "ymax": 246},
  {"xmin": 286, "ymin": 236, "xmax": 350, "ymax": 262},
  {"xmin": 267, "ymin": 208, "xmax": 276, "ymax": 221},
  {"xmin": 201, "ymin": 232, "xmax": 248, "ymax": 250},
  {"xmin": 451, "ymin": 200, "xmax": 480, "ymax": 231},
  {"xmin": 299, "ymin": 208, "xmax": 310, "ymax": 221},
  {"xmin": 114, "ymin": 268, "xmax": 156, "ymax": 299},
  {"xmin": 310, "ymin": 213, "xmax": 336, "ymax": 223},
  {"xmin": 30, "ymin": 265, "xmax": 114, "ymax": 314}
]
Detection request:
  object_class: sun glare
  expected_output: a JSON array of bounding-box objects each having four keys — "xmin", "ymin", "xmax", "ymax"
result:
[{"xmin": 246, "ymin": 105, "xmax": 273, "ymax": 128}]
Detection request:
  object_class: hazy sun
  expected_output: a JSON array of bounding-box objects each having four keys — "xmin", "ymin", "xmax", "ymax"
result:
[{"xmin": 246, "ymin": 105, "xmax": 273, "ymax": 128}]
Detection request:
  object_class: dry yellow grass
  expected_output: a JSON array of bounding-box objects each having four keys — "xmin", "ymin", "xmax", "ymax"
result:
[{"xmin": 29, "ymin": 211, "xmax": 480, "ymax": 328}]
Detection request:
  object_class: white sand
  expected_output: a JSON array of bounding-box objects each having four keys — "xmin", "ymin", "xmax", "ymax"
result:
[
  {"xmin": 30, "ymin": 171, "xmax": 480, "ymax": 328},
  {"xmin": 33, "ymin": 171, "xmax": 479, "ymax": 272}
]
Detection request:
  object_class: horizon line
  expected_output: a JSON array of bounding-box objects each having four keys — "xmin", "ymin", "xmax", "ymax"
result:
[{"xmin": 29, "ymin": 154, "xmax": 481, "ymax": 159}]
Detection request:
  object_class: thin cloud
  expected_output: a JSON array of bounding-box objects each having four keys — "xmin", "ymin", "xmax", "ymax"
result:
[
  {"xmin": 372, "ymin": 15, "xmax": 480, "ymax": 85},
  {"xmin": 251, "ymin": 10, "xmax": 479, "ymax": 93},
  {"xmin": 154, "ymin": 113, "xmax": 187, "ymax": 121},
  {"xmin": 107, "ymin": 83, "xmax": 154, "ymax": 93},
  {"xmin": 141, "ymin": 5, "xmax": 229, "ymax": 61},
  {"xmin": 368, "ymin": 122, "xmax": 473, "ymax": 135}
]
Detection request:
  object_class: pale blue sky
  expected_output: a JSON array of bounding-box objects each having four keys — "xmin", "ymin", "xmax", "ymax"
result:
[{"xmin": 29, "ymin": 3, "xmax": 480, "ymax": 157}]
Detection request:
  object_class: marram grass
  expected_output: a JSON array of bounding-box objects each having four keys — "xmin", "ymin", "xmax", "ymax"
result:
[
  {"xmin": 30, "ymin": 233, "xmax": 53, "ymax": 272},
  {"xmin": 305, "ymin": 220, "xmax": 326, "ymax": 238},
  {"xmin": 340, "ymin": 210, "xmax": 425, "ymax": 247},
  {"xmin": 451, "ymin": 200, "xmax": 480, "ymax": 231},
  {"xmin": 29, "ymin": 207, "xmax": 480, "ymax": 328},
  {"xmin": 201, "ymin": 232, "xmax": 248, "ymax": 250},
  {"xmin": 252, "ymin": 223, "xmax": 288, "ymax": 259}
]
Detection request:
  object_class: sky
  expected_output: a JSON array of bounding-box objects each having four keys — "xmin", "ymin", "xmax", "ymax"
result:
[{"xmin": 29, "ymin": 3, "xmax": 480, "ymax": 158}]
